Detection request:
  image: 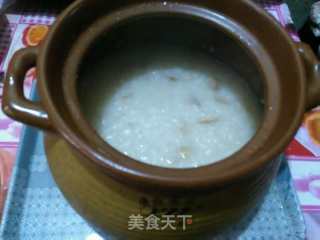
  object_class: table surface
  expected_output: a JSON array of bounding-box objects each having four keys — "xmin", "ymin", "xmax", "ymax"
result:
[{"xmin": 0, "ymin": 1, "xmax": 319, "ymax": 239}]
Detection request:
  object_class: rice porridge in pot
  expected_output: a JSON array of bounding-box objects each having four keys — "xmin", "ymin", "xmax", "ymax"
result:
[{"xmin": 80, "ymin": 46, "xmax": 262, "ymax": 168}]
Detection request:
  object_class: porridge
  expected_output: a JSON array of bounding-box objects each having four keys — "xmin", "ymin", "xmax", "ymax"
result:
[{"xmin": 80, "ymin": 46, "xmax": 262, "ymax": 168}]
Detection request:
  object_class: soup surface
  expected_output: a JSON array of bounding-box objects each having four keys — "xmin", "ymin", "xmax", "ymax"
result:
[{"xmin": 80, "ymin": 46, "xmax": 262, "ymax": 168}]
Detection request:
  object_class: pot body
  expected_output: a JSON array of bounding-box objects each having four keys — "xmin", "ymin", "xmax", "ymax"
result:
[
  {"xmin": 45, "ymin": 133, "xmax": 280, "ymax": 239},
  {"xmin": 2, "ymin": 0, "xmax": 320, "ymax": 239}
]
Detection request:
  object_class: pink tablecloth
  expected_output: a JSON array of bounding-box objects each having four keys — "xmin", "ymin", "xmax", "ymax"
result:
[{"xmin": 0, "ymin": 1, "xmax": 319, "ymax": 239}]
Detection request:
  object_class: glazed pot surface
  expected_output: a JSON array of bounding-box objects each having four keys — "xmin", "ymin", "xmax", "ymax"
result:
[{"xmin": 2, "ymin": 0, "xmax": 320, "ymax": 239}]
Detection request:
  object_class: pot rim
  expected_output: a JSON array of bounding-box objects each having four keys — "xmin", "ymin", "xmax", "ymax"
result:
[{"xmin": 38, "ymin": 0, "xmax": 306, "ymax": 191}]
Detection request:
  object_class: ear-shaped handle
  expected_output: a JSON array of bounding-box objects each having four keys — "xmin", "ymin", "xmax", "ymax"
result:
[
  {"xmin": 2, "ymin": 47, "xmax": 52, "ymax": 130},
  {"xmin": 297, "ymin": 42, "xmax": 320, "ymax": 110}
]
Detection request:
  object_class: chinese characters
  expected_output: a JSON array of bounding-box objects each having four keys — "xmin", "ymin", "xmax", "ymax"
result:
[{"xmin": 128, "ymin": 214, "xmax": 192, "ymax": 231}]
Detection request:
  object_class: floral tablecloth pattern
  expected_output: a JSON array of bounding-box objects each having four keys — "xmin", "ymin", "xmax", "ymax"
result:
[{"xmin": 0, "ymin": 1, "xmax": 319, "ymax": 239}]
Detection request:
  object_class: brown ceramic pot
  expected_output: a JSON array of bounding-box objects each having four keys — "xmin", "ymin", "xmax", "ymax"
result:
[{"xmin": 2, "ymin": 0, "xmax": 320, "ymax": 239}]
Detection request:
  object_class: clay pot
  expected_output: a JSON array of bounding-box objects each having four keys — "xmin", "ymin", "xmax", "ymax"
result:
[{"xmin": 2, "ymin": 0, "xmax": 320, "ymax": 239}]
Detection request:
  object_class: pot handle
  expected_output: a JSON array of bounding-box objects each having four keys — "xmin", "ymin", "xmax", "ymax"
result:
[
  {"xmin": 2, "ymin": 47, "xmax": 52, "ymax": 130},
  {"xmin": 297, "ymin": 42, "xmax": 320, "ymax": 110}
]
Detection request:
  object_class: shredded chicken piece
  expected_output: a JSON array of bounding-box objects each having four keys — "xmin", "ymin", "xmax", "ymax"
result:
[
  {"xmin": 214, "ymin": 95, "xmax": 229, "ymax": 104},
  {"xmin": 198, "ymin": 117, "xmax": 219, "ymax": 124},
  {"xmin": 179, "ymin": 146, "xmax": 191, "ymax": 160},
  {"xmin": 168, "ymin": 76, "xmax": 177, "ymax": 81}
]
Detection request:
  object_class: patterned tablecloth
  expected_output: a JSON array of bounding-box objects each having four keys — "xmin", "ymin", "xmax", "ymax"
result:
[{"xmin": 0, "ymin": 1, "xmax": 319, "ymax": 239}]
